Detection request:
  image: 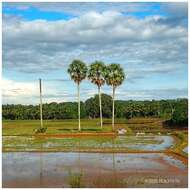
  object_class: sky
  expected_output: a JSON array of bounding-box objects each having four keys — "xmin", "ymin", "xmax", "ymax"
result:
[{"xmin": 2, "ymin": 2, "xmax": 188, "ymax": 104}]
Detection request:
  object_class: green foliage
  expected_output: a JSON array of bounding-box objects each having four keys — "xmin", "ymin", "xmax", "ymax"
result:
[
  {"xmin": 68, "ymin": 171, "xmax": 83, "ymax": 188},
  {"xmin": 85, "ymin": 94, "xmax": 112, "ymax": 118},
  {"xmin": 173, "ymin": 131, "xmax": 185, "ymax": 141},
  {"xmin": 169, "ymin": 99, "xmax": 188, "ymax": 126},
  {"xmin": 159, "ymin": 100, "xmax": 175, "ymax": 119},
  {"xmin": 103, "ymin": 64, "xmax": 125, "ymax": 87},
  {"xmin": 88, "ymin": 61, "xmax": 106, "ymax": 87},
  {"xmin": 2, "ymin": 98, "xmax": 188, "ymax": 128},
  {"xmin": 67, "ymin": 59, "xmax": 87, "ymax": 84},
  {"xmin": 34, "ymin": 127, "xmax": 47, "ymax": 134},
  {"xmin": 2, "ymin": 102, "xmax": 86, "ymax": 120}
]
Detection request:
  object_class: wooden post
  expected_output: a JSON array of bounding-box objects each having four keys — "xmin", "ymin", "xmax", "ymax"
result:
[{"xmin": 39, "ymin": 78, "xmax": 43, "ymax": 129}]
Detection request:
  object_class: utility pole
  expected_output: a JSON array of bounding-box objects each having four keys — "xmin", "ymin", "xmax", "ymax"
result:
[
  {"xmin": 39, "ymin": 78, "xmax": 43, "ymax": 187},
  {"xmin": 39, "ymin": 78, "xmax": 43, "ymax": 129}
]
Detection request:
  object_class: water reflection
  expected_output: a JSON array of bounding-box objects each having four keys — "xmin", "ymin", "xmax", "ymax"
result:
[{"xmin": 2, "ymin": 151, "xmax": 187, "ymax": 187}]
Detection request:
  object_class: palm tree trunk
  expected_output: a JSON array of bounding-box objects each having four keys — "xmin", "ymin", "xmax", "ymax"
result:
[
  {"xmin": 77, "ymin": 83, "xmax": 81, "ymax": 131},
  {"xmin": 98, "ymin": 86, "xmax": 103, "ymax": 129},
  {"xmin": 112, "ymin": 86, "xmax": 115, "ymax": 131}
]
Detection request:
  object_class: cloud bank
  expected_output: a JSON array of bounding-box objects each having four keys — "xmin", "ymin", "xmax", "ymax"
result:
[{"xmin": 2, "ymin": 2, "xmax": 188, "ymax": 104}]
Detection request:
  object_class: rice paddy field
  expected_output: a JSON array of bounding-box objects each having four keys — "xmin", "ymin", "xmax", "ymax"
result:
[{"xmin": 2, "ymin": 118, "xmax": 188, "ymax": 187}]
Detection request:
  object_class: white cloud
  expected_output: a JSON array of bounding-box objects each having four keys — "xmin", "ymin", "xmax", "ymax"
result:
[
  {"xmin": 2, "ymin": 78, "xmax": 38, "ymax": 97},
  {"xmin": 2, "ymin": 79, "xmax": 38, "ymax": 104},
  {"xmin": 2, "ymin": 78, "xmax": 78, "ymax": 104},
  {"xmin": 3, "ymin": 12, "xmax": 187, "ymax": 45},
  {"xmin": 2, "ymin": 77, "xmax": 187, "ymax": 104},
  {"xmin": 2, "ymin": 4, "xmax": 188, "ymax": 103},
  {"xmin": 115, "ymin": 88, "xmax": 188, "ymax": 100},
  {"xmin": 3, "ymin": 11, "xmax": 187, "ymax": 74}
]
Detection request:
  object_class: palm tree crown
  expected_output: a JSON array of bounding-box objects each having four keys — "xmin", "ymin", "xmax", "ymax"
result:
[
  {"xmin": 88, "ymin": 61, "xmax": 106, "ymax": 87},
  {"xmin": 104, "ymin": 64, "xmax": 125, "ymax": 87},
  {"xmin": 68, "ymin": 59, "xmax": 88, "ymax": 84}
]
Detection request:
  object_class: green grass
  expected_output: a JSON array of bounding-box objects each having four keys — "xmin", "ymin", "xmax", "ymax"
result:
[
  {"xmin": 2, "ymin": 117, "xmax": 166, "ymax": 136},
  {"xmin": 68, "ymin": 171, "xmax": 84, "ymax": 188},
  {"xmin": 3, "ymin": 119, "xmax": 136, "ymax": 136},
  {"xmin": 172, "ymin": 131, "xmax": 188, "ymax": 156},
  {"xmin": 3, "ymin": 119, "xmax": 112, "ymax": 135},
  {"xmin": 2, "ymin": 118, "xmax": 188, "ymax": 155},
  {"xmin": 2, "ymin": 117, "xmax": 186, "ymax": 138}
]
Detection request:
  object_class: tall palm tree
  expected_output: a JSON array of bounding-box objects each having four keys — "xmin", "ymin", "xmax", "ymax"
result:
[
  {"xmin": 68, "ymin": 59, "xmax": 87, "ymax": 131},
  {"xmin": 88, "ymin": 61, "xmax": 106, "ymax": 129},
  {"xmin": 104, "ymin": 64, "xmax": 125, "ymax": 131}
]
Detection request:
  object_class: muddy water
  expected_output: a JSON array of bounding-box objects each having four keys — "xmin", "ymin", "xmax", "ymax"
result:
[{"xmin": 2, "ymin": 152, "xmax": 187, "ymax": 188}]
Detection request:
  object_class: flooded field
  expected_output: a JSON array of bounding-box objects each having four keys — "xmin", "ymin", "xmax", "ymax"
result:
[
  {"xmin": 3, "ymin": 135, "xmax": 174, "ymax": 151},
  {"xmin": 2, "ymin": 152, "xmax": 187, "ymax": 188},
  {"xmin": 2, "ymin": 134, "xmax": 187, "ymax": 187}
]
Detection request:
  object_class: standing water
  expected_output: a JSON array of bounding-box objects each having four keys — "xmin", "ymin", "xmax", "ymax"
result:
[{"xmin": 2, "ymin": 152, "xmax": 187, "ymax": 188}]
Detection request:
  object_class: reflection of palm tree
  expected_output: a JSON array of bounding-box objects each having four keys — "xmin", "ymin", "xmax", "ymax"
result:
[
  {"xmin": 68, "ymin": 140, "xmax": 83, "ymax": 188},
  {"xmin": 104, "ymin": 64, "xmax": 125, "ymax": 131},
  {"xmin": 79, "ymin": 138, "xmax": 81, "ymax": 168},
  {"xmin": 40, "ymin": 144, "xmax": 43, "ymax": 187},
  {"xmin": 112, "ymin": 139, "xmax": 117, "ymax": 187},
  {"xmin": 88, "ymin": 61, "xmax": 106, "ymax": 129},
  {"xmin": 98, "ymin": 154, "xmax": 101, "ymax": 187},
  {"xmin": 68, "ymin": 60, "xmax": 87, "ymax": 131}
]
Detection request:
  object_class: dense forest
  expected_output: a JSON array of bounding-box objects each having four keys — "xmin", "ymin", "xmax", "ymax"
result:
[{"xmin": 2, "ymin": 94, "xmax": 188, "ymax": 126}]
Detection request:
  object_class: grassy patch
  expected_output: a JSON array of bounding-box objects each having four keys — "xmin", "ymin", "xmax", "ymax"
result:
[
  {"xmin": 68, "ymin": 171, "xmax": 84, "ymax": 188},
  {"xmin": 172, "ymin": 131, "xmax": 188, "ymax": 156},
  {"xmin": 2, "ymin": 119, "xmax": 136, "ymax": 135}
]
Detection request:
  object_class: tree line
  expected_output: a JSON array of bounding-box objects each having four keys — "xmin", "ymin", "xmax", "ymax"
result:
[{"xmin": 2, "ymin": 95, "xmax": 188, "ymax": 127}]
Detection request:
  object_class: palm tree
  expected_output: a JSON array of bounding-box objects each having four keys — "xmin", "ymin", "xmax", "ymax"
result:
[
  {"xmin": 104, "ymin": 64, "xmax": 125, "ymax": 131},
  {"xmin": 88, "ymin": 61, "xmax": 106, "ymax": 129},
  {"xmin": 68, "ymin": 60, "xmax": 87, "ymax": 131}
]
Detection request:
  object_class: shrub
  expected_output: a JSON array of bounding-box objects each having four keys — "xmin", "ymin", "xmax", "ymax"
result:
[{"xmin": 34, "ymin": 127, "xmax": 47, "ymax": 134}]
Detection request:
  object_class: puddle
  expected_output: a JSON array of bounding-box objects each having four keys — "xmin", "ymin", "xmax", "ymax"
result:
[{"xmin": 2, "ymin": 152, "xmax": 187, "ymax": 188}]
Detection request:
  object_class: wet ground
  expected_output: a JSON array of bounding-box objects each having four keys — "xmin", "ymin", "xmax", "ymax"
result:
[
  {"xmin": 3, "ymin": 135, "xmax": 174, "ymax": 151},
  {"xmin": 2, "ymin": 152, "xmax": 188, "ymax": 188}
]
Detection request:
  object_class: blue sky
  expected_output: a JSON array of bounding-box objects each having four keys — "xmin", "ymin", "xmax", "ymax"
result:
[
  {"xmin": 2, "ymin": 2, "xmax": 188, "ymax": 104},
  {"xmin": 3, "ymin": 5, "xmax": 74, "ymax": 21},
  {"xmin": 2, "ymin": 3, "xmax": 164, "ymax": 20}
]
